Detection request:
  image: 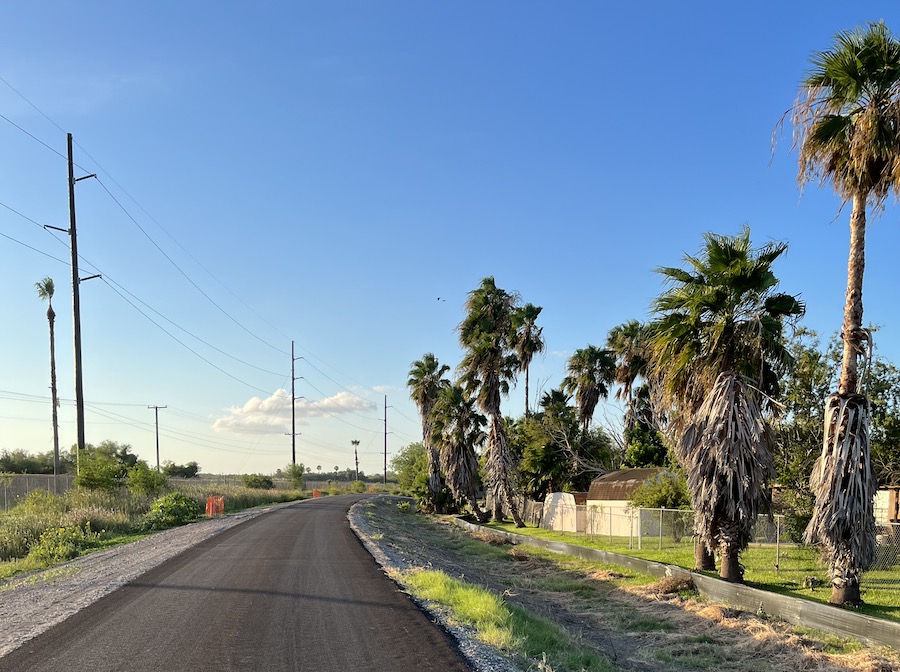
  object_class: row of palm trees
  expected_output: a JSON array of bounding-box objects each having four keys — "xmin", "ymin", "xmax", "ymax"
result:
[{"xmin": 406, "ymin": 21, "xmax": 898, "ymax": 607}]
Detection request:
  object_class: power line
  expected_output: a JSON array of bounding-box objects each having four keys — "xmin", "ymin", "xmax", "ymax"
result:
[{"xmin": 94, "ymin": 177, "xmax": 288, "ymax": 356}]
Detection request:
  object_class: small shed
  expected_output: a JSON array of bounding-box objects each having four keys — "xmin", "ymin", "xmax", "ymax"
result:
[
  {"xmin": 538, "ymin": 492, "xmax": 588, "ymax": 532},
  {"xmin": 586, "ymin": 468, "xmax": 663, "ymax": 537},
  {"xmin": 587, "ymin": 468, "xmax": 663, "ymax": 502}
]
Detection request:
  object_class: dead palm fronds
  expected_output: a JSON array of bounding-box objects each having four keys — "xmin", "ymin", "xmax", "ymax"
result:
[
  {"xmin": 679, "ymin": 373, "xmax": 775, "ymax": 582},
  {"xmin": 804, "ymin": 393, "xmax": 877, "ymax": 603}
]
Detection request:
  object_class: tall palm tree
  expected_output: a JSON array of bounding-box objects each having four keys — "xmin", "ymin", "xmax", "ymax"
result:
[
  {"xmin": 36, "ymin": 277, "xmax": 60, "ymax": 482},
  {"xmin": 458, "ymin": 277, "xmax": 525, "ymax": 527},
  {"xmin": 606, "ymin": 320, "xmax": 650, "ymax": 431},
  {"xmin": 407, "ymin": 353, "xmax": 450, "ymax": 513},
  {"xmin": 431, "ymin": 383, "xmax": 488, "ymax": 522},
  {"xmin": 791, "ymin": 21, "xmax": 900, "ymax": 606},
  {"xmin": 351, "ymin": 439, "xmax": 360, "ymax": 481},
  {"xmin": 512, "ymin": 303, "xmax": 544, "ymax": 416},
  {"xmin": 647, "ymin": 227, "xmax": 804, "ymax": 581},
  {"xmin": 561, "ymin": 346, "xmax": 616, "ymax": 436}
]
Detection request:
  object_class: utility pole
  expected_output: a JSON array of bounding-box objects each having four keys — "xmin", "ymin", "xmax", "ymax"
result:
[
  {"xmin": 384, "ymin": 395, "xmax": 388, "ymax": 485},
  {"xmin": 352, "ymin": 439, "xmax": 360, "ymax": 481},
  {"xmin": 148, "ymin": 405, "xmax": 167, "ymax": 472},
  {"xmin": 47, "ymin": 134, "xmax": 97, "ymax": 474},
  {"xmin": 287, "ymin": 341, "xmax": 302, "ymax": 465}
]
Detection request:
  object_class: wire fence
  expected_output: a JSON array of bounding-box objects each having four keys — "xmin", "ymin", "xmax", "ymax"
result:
[
  {"xmin": 0, "ymin": 474, "xmax": 76, "ymax": 511},
  {"xmin": 517, "ymin": 499, "xmax": 900, "ymax": 591}
]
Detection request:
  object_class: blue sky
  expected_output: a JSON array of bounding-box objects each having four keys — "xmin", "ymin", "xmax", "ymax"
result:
[{"xmin": 1, "ymin": 2, "xmax": 899, "ymax": 476}]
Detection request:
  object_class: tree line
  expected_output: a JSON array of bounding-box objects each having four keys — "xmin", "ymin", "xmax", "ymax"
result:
[{"xmin": 405, "ymin": 21, "xmax": 900, "ymax": 608}]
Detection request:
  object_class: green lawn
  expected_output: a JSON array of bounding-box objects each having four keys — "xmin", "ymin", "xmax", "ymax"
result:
[{"xmin": 484, "ymin": 522, "xmax": 900, "ymax": 623}]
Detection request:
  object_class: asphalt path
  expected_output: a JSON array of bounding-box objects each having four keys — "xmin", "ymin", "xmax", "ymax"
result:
[{"xmin": 1, "ymin": 494, "xmax": 473, "ymax": 672}]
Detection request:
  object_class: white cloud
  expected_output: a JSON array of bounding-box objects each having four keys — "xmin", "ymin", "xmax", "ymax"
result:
[{"xmin": 212, "ymin": 389, "xmax": 377, "ymax": 434}]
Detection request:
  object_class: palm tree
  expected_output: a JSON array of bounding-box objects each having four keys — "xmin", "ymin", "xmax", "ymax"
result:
[
  {"xmin": 351, "ymin": 439, "xmax": 360, "ymax": 481},
  {"xmin": 561, "ymin": 346, "xmax": 616, "ymax": 436},
  {"xmin": 431, "ymin": 384, "xmax": 488, "ymax": 522},
  {"xmin": 512, "ymin": 303, "xmax": 544, "ymax": 416},
  {"xmin": 647, "ymin": 227, "xmax": 804, "ymax": 581},
  {"xmin": 407, "ymin": 353, "xmax": 450, "ymax": 513},
  {"xmin": 606, "ymin": 320, "xmax": 650, "ymax": 431},
  {"xmin": 458, "ymin": 277, "xmax": 525, "ymax": 526},
  {"xmin": 36, "ymin": 277, "xmax": 60, "ymax": 482},
  {"xmin": 791, "ymin": 21, "xmax": 900, "ymax": 606}
]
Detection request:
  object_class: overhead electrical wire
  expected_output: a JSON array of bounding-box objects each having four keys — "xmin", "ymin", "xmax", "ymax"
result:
[{"xmin": 0, "ymin": 83, "xmax": 415, "ymax": 458}]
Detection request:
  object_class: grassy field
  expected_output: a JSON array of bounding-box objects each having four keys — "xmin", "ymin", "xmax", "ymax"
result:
[
  {"xmin": 484, "ymin": 522, "xmax": 900, "ymax": 623},
  {"xmin": 0, "ymin": 482, "xmax": 307, "ymax": 581}
]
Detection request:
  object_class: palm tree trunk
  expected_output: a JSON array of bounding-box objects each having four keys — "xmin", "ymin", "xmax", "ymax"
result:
[
  {"xmin": 48, "ymin": 306, "xmax": 60, "ymax": 490},
  {"xmin": 524, "ymin": 365, "xmax": 530, "ymax": 417},
  {"xmin": 695, "ymin": 543, "xmax": 715, "ymax": 571},
  {"xmin": 839, "ymin": 194, "xmax": 867, "ymax": 395},
  {"xmin": 427, "ymin": 443, "xmax": 442, "ymax": 513},
  {"xmin": 719, "ymin": 545, "xmax": 742, "ymax": 583}
]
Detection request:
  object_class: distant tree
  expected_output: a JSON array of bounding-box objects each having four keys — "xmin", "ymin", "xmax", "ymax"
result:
[
  {"xmin": 629, "ymin": 470, "xmax": 690, "ymax": 509},
  {"xmin": 35, "ymin": 277, "xmax": 60, "ymax": 477},
  {"xmin": 243, "ymin": 473, "xmax": 274, "ymax": 489},
  {"xmin": 408, "ymin": 353, "xmax": 451, "ymax": 513},
  {"xmin": 128, "ymin": 461, "xmax": 168, "ymax": 496},
  {"xmin": 562, "ymin": 346, "xmax": 616, "ymax": 436},
  {"xmin": 512, "ymin": 303, "xmax": 545, "ymax": 416},
  {"xmin": 283, "ymin": 462, "xmax": 306, "ymax": 489},
  {"xmin": 0, "ymin": 449, "xmax": 54, "ymax": 474},
  {"xmin": 162, "ymin": 461, "xmax": 201, "ymax": 479}
]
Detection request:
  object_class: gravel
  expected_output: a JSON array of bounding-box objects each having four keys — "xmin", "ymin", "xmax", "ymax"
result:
[{"xmin": 1, "ymin": 500, "xmax": 518, "ymax": 672}]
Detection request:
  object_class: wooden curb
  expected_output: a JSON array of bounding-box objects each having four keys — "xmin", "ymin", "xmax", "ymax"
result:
[{"xmin": 450, "ymin": 517, "xmax": 900, "ymax": 651}]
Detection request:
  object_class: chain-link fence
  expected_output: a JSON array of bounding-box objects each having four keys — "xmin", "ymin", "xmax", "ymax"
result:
[
  {"xmin": 513, "ymin": 498, "xmax": 900, "ymax": 592},
  {"xmin": 0, "ymin": 474, "xmax": 76, "ymax": 511}
]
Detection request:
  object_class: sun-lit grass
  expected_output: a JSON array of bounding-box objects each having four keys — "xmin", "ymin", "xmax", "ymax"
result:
[
  {"xmin": 0, "ymin": 482, "xmax": 306, "ymax": 582},
  {"xmin": 403, "ymin": 569, "xmax": 614, "ymax": 671},
  {"xmin": 484, "ymin": 521, "xmax": 900, "ymax": 623}
]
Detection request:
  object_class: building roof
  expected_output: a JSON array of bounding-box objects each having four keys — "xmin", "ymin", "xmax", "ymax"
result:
[{"xmin": 587, "ymin": 468, "xmax": 663, "ymax": 501}]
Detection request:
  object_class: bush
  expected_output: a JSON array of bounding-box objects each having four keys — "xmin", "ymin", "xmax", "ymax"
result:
[
  {"xmin": 27, "ymin": 523, "xmax": 101, "ymax": 565},
  {"xmin": 76, "ymin": 454, "xmax": 125, "ymax": 492},
  {"xmin": 350, "ymin": 480, "xmax": 367, "ymax": 494},
  {"xmin": 142, "ymin": 492, "xmax": 202, "ymax": 530},
  {"xmin": 128, "ymin": 462, "xmax": 168, "ymax": 497},
  {"xmin": 242, "ymin": 474, "xmax": 274, "ymax": 490}
]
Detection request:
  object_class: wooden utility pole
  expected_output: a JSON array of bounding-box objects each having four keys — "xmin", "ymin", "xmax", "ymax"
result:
[
  {"xmin": 148, "ymin": 405, "xmax": 166, "ymax": 472},
  {"xmin": 383, "ymin": 395, "xmax": 388, "ymax": 485},
  {"xmin": 284, "ymin": 342, "xmax": 303, "ymax": 465},
  {"xmin": 352, "ymin": 439, "xmax": 360, "ymax": 481},
  {"xmin": 62, "ymin": 134, "xmax": 97, "ymax": 472}
]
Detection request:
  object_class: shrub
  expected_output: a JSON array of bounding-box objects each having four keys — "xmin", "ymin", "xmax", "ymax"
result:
[
  {"xmin": 127, "ymin": 462, "xmax": 168, "ymax": 496},
  {"xmin": 143, "ymin": 492, "xmax": 202, "ymax": 530},
  {"xmin": 242, "ymin": 474, "xmax": 274, "ymax": 490},
  {"xmin": 76, "ymin": 454, "xmax": 125, "ymax": 492},
  {"xmin": 27, "ymin": 523, "xmax": 101, "ymax": 565},
  {"xmin": 350, "ymin": 480, "xmax": 367, "ymax": 494}
]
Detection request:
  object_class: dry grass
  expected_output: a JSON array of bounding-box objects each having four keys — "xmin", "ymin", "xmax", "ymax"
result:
[{"xmin": 361, "ymin": 498, "xmax": 900, "ymax": 672}]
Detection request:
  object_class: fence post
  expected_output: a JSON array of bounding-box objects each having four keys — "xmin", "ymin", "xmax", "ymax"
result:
[
  {"xmin": 629, "ymin": 508, "xmax": 634, "ymax": 549},
  {"xmin": 775, "ymin": 515, "xmax": 781, "ymax": 574},
  {"xmin": 638, "ymin": 507, "xmax": 642, "ymax": 550},
  {"xmin": 658, "ymin": 507, "xmax": 663, "ymax": 550},
  {"xmin": 609, "ymin": 506, "xmax": 613, "ymax": 544}
]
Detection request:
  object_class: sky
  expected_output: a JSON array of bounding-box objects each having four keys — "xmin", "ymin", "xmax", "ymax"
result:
[{"xmin": 1, "ymin": 2, "xmax": 899, "ymax": 477}]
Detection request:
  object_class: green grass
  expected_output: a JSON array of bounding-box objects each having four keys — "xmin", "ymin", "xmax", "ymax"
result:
[
  {"xmin": 485, "ymin": 521, "xmax": 900, "ymax": 623},
  {"xmin": 404, "ymin": 569, "xmax": 614, "ymax": 672},
  {"xmin": 0, "ymin": 483, "xmax": 307, "ymax": 582}
]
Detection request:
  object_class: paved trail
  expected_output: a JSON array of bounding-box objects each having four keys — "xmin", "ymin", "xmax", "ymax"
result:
[{"xmin": 0, "ymin": 495, "xmax": 472, "ymax": 672}]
